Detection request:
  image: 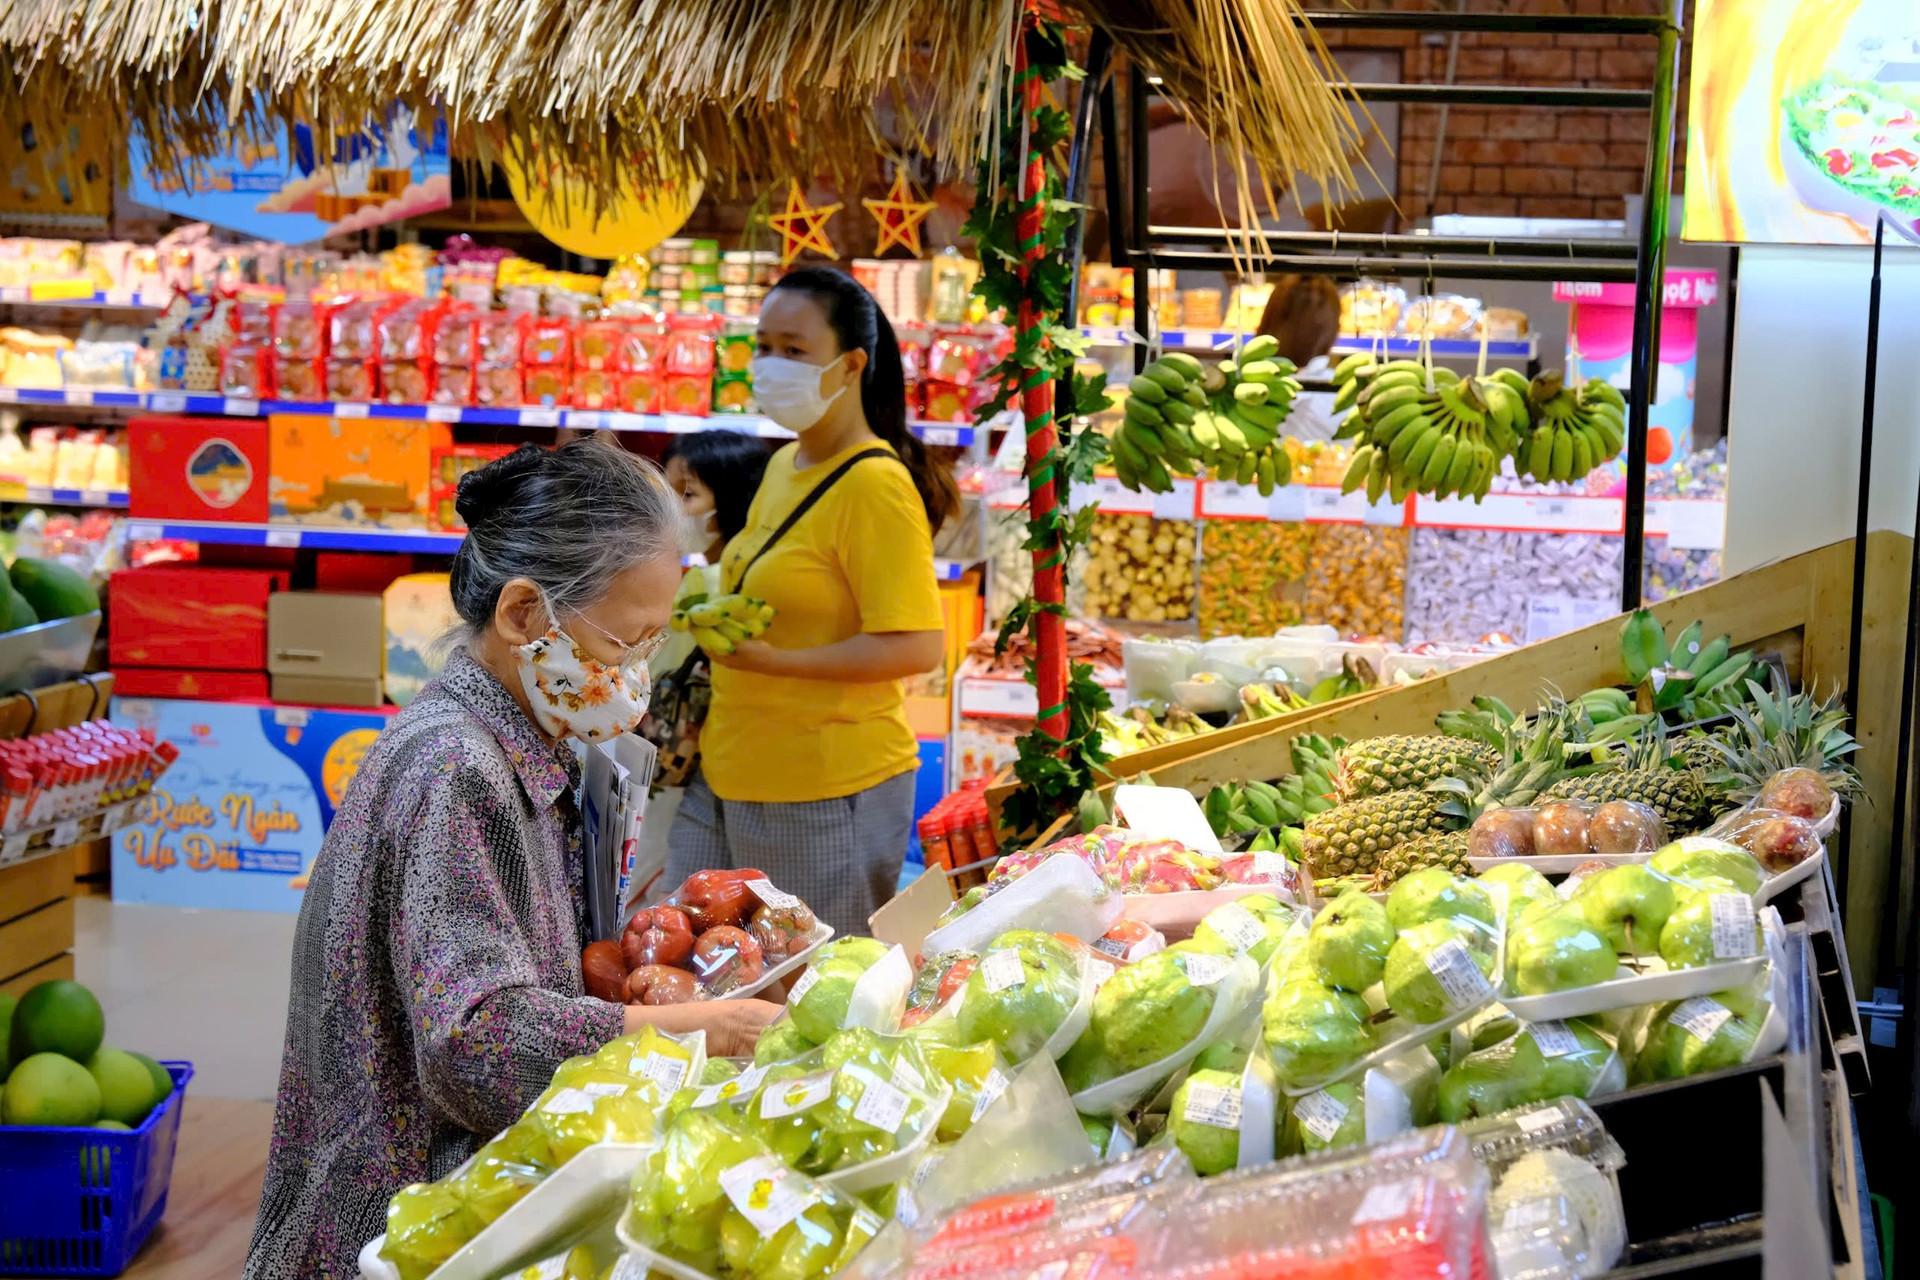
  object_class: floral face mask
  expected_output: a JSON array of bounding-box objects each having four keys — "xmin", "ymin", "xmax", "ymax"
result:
[{"xmin": 514, "ymin": 617, "xmax": 657, "ymax": 743}]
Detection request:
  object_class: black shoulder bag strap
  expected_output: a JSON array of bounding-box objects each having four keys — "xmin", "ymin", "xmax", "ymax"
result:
[{"xmin": 724, "ymin": 446, "xmax": 896, "ymax": 594}]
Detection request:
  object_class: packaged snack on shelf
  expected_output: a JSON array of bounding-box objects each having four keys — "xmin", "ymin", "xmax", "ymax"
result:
[
  {"xmin": 572, "ymin": 368, "xmax": 619, "ymax": 410},
  {"xmin": 664, "ymin": 312, "xmax": 721, "ymax": 375},
  {"xmin": 327, "ymin": 359, "xmax": 377, "ymax": 402},
  {"xmin": 218, "ymin": 344, "xmax": 270, "ymax": 398},
  {"xmin": 521, "ymin": 317, "xmax": 573, "ymax": 367},
  {"xmin": 328, "ymin": 300, "xmax": 384, "ymax": 361},
  {"xmin": 1305, "ymin": 525, "xmax": 1408, "ymax": 639},
  {"xmin": 715, "ymin": 324, "xmax": 756, "ymax": 376},
  {"xmin": 380, "ymin": 361, "xmax": 430, "ymax": 405},
  {"xmin": 1198, "ymin": 521, "xmax": 1312, "ymax": 638},
  {"xmin": 1405, "ymin": 528, "xmax": 1623, "ymax": 645},
  {"xmin": 572, "ymin": 318, "xmax": 625, "ymax": 371},
  {"xmin": 1399, "ymin": 293, "xmax": 1481, "ymax": 339},
  {"xmin": 619, "ymin": 369, "xmax": 662, "ymax": 414},
  {"xmin": 1339, "ymin": 278, "xmax": 1405, "ymax": 337},
  {"xmin": 275, "ymin": 356, "xmax": 325, "ymax": 402},
  {"xmin": 377, "ymin": 302, "xmax": 433, "ymax": 362},
  {"xmin": 475, "ymin": 311, "xmax": 528, "ymax": 367},
  {"xmin": 663, "ymin": 372, "xmax": 714, "ymax": 416},
  {"xmin": 522, "ymin": 365, "xmax": 570, "ymax": 408},
  {"xmin": 430, "ymin": 365, "xmax": 476, "ymax": 406},
  {"xmin": 473, "ymin": 364, "xmax": 522, "ymax": 408},
  {"xmin": 271, "ymin": 300, "xmax": 323, "ymax": 361},
  {"xmin": 1481, "ymin": 306, "xmax": 1531, "ymax": 339},
  {"xmin": 713, "ymin": 373, "xmax": 755, "ymax": 414}
]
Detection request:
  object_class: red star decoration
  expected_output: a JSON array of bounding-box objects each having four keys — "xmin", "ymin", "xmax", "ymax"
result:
[
  {"xmin": 862, "ymin": 169, "xmax": 937, "ymax": 258},
  {"xmin": 769, "ymin": 180, "xmax": 843, "ymax": 267}
]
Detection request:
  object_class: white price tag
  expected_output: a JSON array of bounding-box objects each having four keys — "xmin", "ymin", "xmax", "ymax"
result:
[
  {"xmin": 49, "ymin": 819, "xmax": 82, "ymax": 849},
  {"xmin": 1350, "ymin": 1179, "xmax": 1418, "ymax": 1225},
  {"xmin": 264, "ymin": 528, "xmax": 302, "ymax": 549},
  {"xmin": 1199, "ymin": 480, "xmax": 1268, "ymax": 520},
  {"xmin": 981, "ymin": 948, "xmax": 1026, "ymax": 992},
  {"xmin": 971, "ymin": 1067, "xmax": 1009, "ymax": 1122},
  {"xmin": 541, "ymin": 1086, "xmax": 608, "ymax": 1115},
  {"xmin": 745, "ymin": 878, "xmax": 803, "ymax": 910},
  {"xmin": 1267, "ymin": 484, "xmax": 1308, "ymax": 522},
  {"xmin": 126, "ymin": 522, "xmax": 165, "ymax": 542},
  {"xmin": 1424, "ymin": 938, "xmax": 1492, "ymax": 1010},
  {"xmin": 65, "ymin": 388, "xmax": 94, "ymax": 406},
  {"xmin": 0, "ymin": 286, "xmax": 24, "ymax": 302},
  {"xmin": 569, "ymin": 411, "xmax": 609, "ymax": 430},
  {"xmin": 788, "ymin": 967, "xmax": 820, "ymax": 1005},
  {"xmin": 1527, "ymin": 1020, "xmax": 1581, "ymax": 1058},
  {"xmin": 333, "ymin": 401, "xmax": 370, "ymax": 418},
  {"xmin": 223, "ymin": 397, "xmax": 259, "ymax": 416},
  {"xmin": 638, "ymin": 1052, "xmax": 690, "ymax": 1093},
  {"xmin": 103, "ymin": 289, "xmax": 135, "ymax": 306},
  {"xmin": 720, "ymin": 1155, "xmax": 816, "ymax": 1236},
  {"xmin": 694, "ymin": 1064, "xmax": 768, "ymax": 1108},
  {"xmin": 851, "ymin": 1077, "xmax": 911, "ymax": 1131},
  {"xmin": 1180, "ymin": 953, "xmax": 1233, "ymax": 986},
  {"xmin": 1669, "ymin": 996, "xmax": 1734, "ymax": 1042},
  {"xmin": 1205, "ymin": 903, "xmax": 1268, "ymax": 955},
  {"xmin": 1093, "ymin": 935, "xmax": 1130, "ymax": 959},
  {"xmin": 0, "ymin": 386, "xmax": 15, "ymax": 402},
  {"xmin": 149, "ymin": 392, "xmax": 187, "ymax": 412},
  {"xmin": 760, "ymin": 1071, "xmax": 834, "ymax": 1119},
  {"xmin": 957, "ymin": 677, "xmax": 1039, "ymax": 719},
  {"xmin": 1710, "ymin": 894, "xmax": 1758, "ymax": 959},
  {"xmin": 80, "ymin": 489, "xmax": 109, "ymax": 506},
  {"xmin": 1182, "ymin": 1081, "xmax": 1242, "ymax": 1130},
  {"xmin": 1663, "ymin": 500, "xmax": 1726, "ymax": 551},
  {"xmin": 919, "ymin": 426, "xmax": 962, "ymax": 447},
  {"xmin": 1152, "ymin": 478, "xmax": 1198, "ymax": 521},
  {"xmin": 662, "ymin": 413, "xmax": 705, "ymax": 434},
  {"xmin": 520, "ymin": 408, "xmax": 562, "ymax": 427},
  {"xmin": 1250, "ymin": 851, "xmax": 1289, "ymax": 880},
  {"xmin": 1292, "ymin": 1089, "xmax": 1350, "ymax": 1143},
  {"xmin": 425, "ymin": 404, "xmax": 464, "ymax": 423}
]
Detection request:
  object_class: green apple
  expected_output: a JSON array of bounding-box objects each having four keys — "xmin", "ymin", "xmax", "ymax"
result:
[
  {"xmin": 1477, "ymin": 863, "xmax": 1555, "ymax": 920},
  {"xmin": 1383, "ymin": 918, "xmax": 1495, "ymax": 1024},
  {"xmin": 1630, "ymin": 990, "xmax": 1766, "ymax": 1084},
  {"xmin": 1308, "ymin": 891, "xmax": 1396, "ymax": 992},
  {"xmin": 1659, "ymin": 891, "xmax": 1762, "ymax": 969},
  {"xmin": 1535, "ymin": 1018, "xmax": 1614, "ymax": 1098},
  {"xmin": 1505, "ymin": 902, "xmax": 1619, "ymax": 995},
  {"xmin": 1262, "ymin": 978, "xmax": 1374, "ymax": 1088},
  {"xmin": 1386, "ymin": 868, "xmax": 1498, "ymax": 933},
  {"xmin": 1648, "ymin": 840, "xmax": 1765, "ymax": 895},
  {"xmin": 1573, "ymin": 864, "xmax": 1676, "ymax": 956}
]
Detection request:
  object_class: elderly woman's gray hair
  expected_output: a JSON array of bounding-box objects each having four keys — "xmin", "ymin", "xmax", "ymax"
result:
[{"xmin": 447, "ymin": 436, "xmax": 680, "ymax": 645}]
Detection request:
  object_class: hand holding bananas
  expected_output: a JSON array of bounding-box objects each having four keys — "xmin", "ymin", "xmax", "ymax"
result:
[
  {"xmin": 669, "ymin": 592, "xmax": 775, "ymax": 656},
  {"xmin": 1112, "ymin": 335, "xmax": 1299, "ymax": 497}
]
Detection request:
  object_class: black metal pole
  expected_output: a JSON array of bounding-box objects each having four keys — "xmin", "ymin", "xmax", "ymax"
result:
[
  {"xmin": 1098, "ymin": 70, "xmax": 1127, "ymax": 271},
  {"xmin": 1619, "ymin": 12, "xmax": 1681, "ymax": 613},
  {"xmin": 1055, "ymin": 30, "xmax": 1113, "ymax": 446},
  {"xmin": 1844, "ymin": 220, "xmax": 1885, "ymax": 734},
  {"xmin": 1129, "ymin": 64, "xmax": 1151, "ymax": 373}
]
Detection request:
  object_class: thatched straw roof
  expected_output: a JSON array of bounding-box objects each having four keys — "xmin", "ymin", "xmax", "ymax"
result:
[{"xmin": 4, "ymin": 0, "xmax": 1359, "ymax": 222}]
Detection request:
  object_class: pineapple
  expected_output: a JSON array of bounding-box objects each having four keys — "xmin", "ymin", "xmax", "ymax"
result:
[
  {"xmin": 1540, "ymin": 729, "xmax": 1708, "ymax": 831},
  {"xmin": 1333, "ymin": 735, "xmax": 1498, "ymax": 803},
  {"xmin": 1303, "ymin": 788, "xmax": 1449, "ymax": 878},
  {"xmin": 1368, "ymin": 830, "xmax": 1471, "ymax": 887},
  {"xmin": 1699, "ymin": 685, "xmax": 1861, "ymax": 808}
]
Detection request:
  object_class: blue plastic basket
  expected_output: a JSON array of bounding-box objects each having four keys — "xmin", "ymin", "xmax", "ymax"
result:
[{"xmin": 0, "ymin": 1062, "xmax": 194, "ymax": 1276}]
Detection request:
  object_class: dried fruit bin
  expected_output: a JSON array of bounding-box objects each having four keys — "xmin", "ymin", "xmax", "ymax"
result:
[{"xmin": 0, "ymin": 1062, "xmax": 192, "ymax": 1276}]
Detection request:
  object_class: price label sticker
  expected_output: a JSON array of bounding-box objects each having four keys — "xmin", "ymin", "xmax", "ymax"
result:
[
  {"xmin": 1663, "ymin": 499, "xmax": 1726, "ymax": 551},
  {"xmin": 126, "ymin": 522, "xmax": 165, "ymax": 542},
  {"xmin": 1181, "ymin": 1081, "xmax": 1242, "ymax": 1130},
  {"xmin": 425, "ymin": 404, "xmax": 464, "ymax": 423},
  {"xmin": 851, "ymin": 1077, "xmax": 911, "ymax": 1131},
  {"xmin": 745, "ymin": 878, "xmax": 803, "ymax": 910},
  {"xmin": 759, "ymin": 1070, "xmax": 834, "ymax": 1119},
  {"xmin": 223, "ymin": 397, "xmax": 259, "ymax": 416},
  {"xmin": 1250, "ymin": 851, "xmax": 1289, "ymax": 880},
  {"xmin": 919, "ymin": 426, "xmax": 962, "ymax": 447},
  {"xmin": 787, "ymin": 966, "xmax": 821, "ymax": 1005},
  {"xmin": 1292, "ymin": 1089, "xmax": 1350, "ymax": 1143},
  {"xmin": 1669, "ymin": 996, "xmax": 1734, "ymax": 1042},
  {"xmin": 519, "ymin": 408, "xmax": 561, "ymax": 427},
  {"xmin": 638, "ymin": 1052, "xmax": 690, "ymax": 1093},
  {"xmin": 1424, "ymin": 938, "xmax": 1493, "ymax": 1010},
  {"xmin": 149, "ymin": 392, "xmax": 187, "ymax": 412},
  {"xmin": 65, "ymin": 388, "xmax": 94, "ymax": 406},
  {"xmin": 1206, "ymin": 903, "xmax": 1268, "ymax": 956},
  {"xmin": 1094, "ymin": 935, "xmax": 1129, "ymax": 959},
  {"xmin": 1086, "ymin": 958, "xmax": 1118, "ymax": 988},
  {"xmin": 569, "ymin": 411, "xmax": 608, "ymax": 430},
  {"xmin": 1180, "ymin": 953, "xmax": 1233, "ymax": 986},
  {"xmin": 80, "ymin": 489, "xmax": 110, "ymax": 506},
  {"xmin": 1199, "ymin": 480, "xmax": 1268, "ymax": 520},
  {"xmin": 1152, "ymin": 477, "xmax": 1199, "ymax": 521},
  {"xmin": 1524, "ymin": 594, "xmax": 1616, "ymax": 644},
  {"xmin": 971, "ymin": 1067, "xmax": 1009, "ymax": 1122},
  {"xmin": 540, "ymin": 1087, "xmax": 599, "ymax": 1115},
  {"xmin": 1527, "ymin": 1019, "xmax": 1582, "ymax": 1058},
  {"xmin": 662, "ymin": 413, "xmax": 705, "ymax": 434},
  {"xmin": 1304, "ymin": 486, "xmax": 1356, "ymax": 523},
  {"xmin": 610, "ymin": 1257, "xmax": 648, "ymax": 1280},
  {"xmin": 264, "ymin": 528, "xmax": 302, "ymax": 549},
  {"xmin": 694, "ymin": 1064, "xmax": 768, "ymax": 1109},
  {"xmin": 1710, "ymin": 894, "xmax": 1758, "ymax": 960},
  {"xmin": 1267, "ymin": 484, "xmax": 1308, "ymax": 523},
  {"xmin": 1350, "ymin": 1179, "xmax": 1418, "ymax": 1226},
  {"xmin": 101, "ymin": 803, "xmax": 134, "ymax": 834},
  {"xmin": 981, "ymin": 949, "xmax": 1026, "ymax": 992},
  {"xmin": 50, "ymin": 819, "xmax": 82, "ymax": 849},
  {"xmin": 333, "ymin": 401, "xmax": 370, "ymax": 418},
  {"xmin": 720, "ymin": 1155, "xmax": 815, "ymax": 1236}
]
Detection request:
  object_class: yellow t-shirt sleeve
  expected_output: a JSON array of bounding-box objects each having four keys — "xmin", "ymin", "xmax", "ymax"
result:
[{"xmin": 838, "ymin": 464, "xmax": 945, "ymax": 635}]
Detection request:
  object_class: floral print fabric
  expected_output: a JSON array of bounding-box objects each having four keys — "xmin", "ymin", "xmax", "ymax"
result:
[
  {"xmin": 515, "ymin": 625, "xmax": 652, "ymax": 744},
  {"xmin": 244, "ymin": 649, "xmax": 624, "ymax": 1280}
]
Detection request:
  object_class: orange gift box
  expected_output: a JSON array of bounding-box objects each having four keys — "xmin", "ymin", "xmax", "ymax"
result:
[{"xmin": 269, "ymin": 412, "xmax": 448, "ymax": 529}]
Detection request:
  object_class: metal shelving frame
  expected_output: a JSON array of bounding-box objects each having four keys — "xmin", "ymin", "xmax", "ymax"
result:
[{"xmin": 1084, "ymin": 4, "xmax": 1683, "ymax": 611}]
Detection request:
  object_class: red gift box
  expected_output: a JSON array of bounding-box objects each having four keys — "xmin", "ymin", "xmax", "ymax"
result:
[
  {"xmin": 128, "ymin": 415, "xmax": 271, "ymax": 524},
  {"xmin": 112, "ymin": 668, "xmax": 271, "ymax": 702},
  {"xmin": 109, "ymin": 566, "xmax": 288, "ymax": 670}
]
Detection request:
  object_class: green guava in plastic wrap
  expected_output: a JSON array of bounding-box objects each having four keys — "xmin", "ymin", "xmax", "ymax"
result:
[
  {"xmin": 527, "ymin": 1058, "xmax": 660, "ymax": 1165},
  {"xmin": 954, "ymin": 929, "xmax": 1083, "ymax": 1063},
  {"xmin": 1167, "ymin": 1067, "xmax": 1244, "ymax": 1175},
  {"xmin": 629, "ymin": 1109, "xmax": 773, "ymax": 1273},
  {"xmin": 704, "ymin": 1058, "xmax": 745, "ymax": 1086},
  {"xmin": 1262, "ymin": 977, "xmax": 1375, "ymax": 1090},
  {"xmin": 790, "ymin": 937, "xmax": 892, "ymax": 1042},
  {"xmin": 1289, "ymin": 1081, "xmax": 1366, "ymax": 1154},
  {"xmin": 380, "ymin": 1181, "xmax": 481, "ymax": 1280},
  {"xmin": 1059, "ymin": 947, "xmax": 1218, "ymax": 1091},
  {"xmin": 1192, "ymin": 894, "xmax": 1295, "ymax": 965},
  {"xmin": 755, "ymin": 1015, "xmax": 820, "ymax": 1066}
]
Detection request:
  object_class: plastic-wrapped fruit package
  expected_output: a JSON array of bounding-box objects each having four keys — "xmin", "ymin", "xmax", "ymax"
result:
[
  {"xmin": 1198, "ymin": 520, "xmax": 1312, "ymax": 639},
  {"xmin": 902, "ymin": 950, "xmax": 979, "ymax": 1028},
  {"xmin": 1470, "ymin": 800, "xmax": 1667, "ymax": 859},
  {"xmin": 786, "ymin": 936, "xmax": 908, "ymax": 1043},
  {"xmin": 1629, "ymin": 985, "xmax": 1772, "ymax": 1086},
  {"xmin": 1304, "ymin": 524, "xmax": 1407, "ymax": 639},
  {"xmin": 1062, "ymin": 945, "xmax": 1259, "ymax": 1106},
  {"xmin": 1460, "ymin": 1098, "xmax": 1629, "ymax": 1280},
  {"xmin": 954, "ymin": 930, "xmax": 1092, "ymax": 1064},
  {"xmin": 1436, "ymin": 1016, "xmax": 1624, "ymax": 1122},
  {"xmin": 526, "ymin": 1057, "xmax": 664, "ymax": 1165},
  {"xmin": 626, "ymin": 1108, "xmax": 884, "ymax": 1280},
  {"xmin": 381, "ymin": 1182, "xmax": 481, "ymax": 1280},
  {"xmin": 1708, "ymin": 807, "xmax": 1822, "ymax": 873},
  {"xmin": 606, "ymin": 872, "xmax": 826, "ymax": 1005}
]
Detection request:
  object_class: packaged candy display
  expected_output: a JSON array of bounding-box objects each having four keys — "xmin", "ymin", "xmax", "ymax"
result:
[
  {"xmin": 1397, "ymin": 293, "xmax": 1481, "ymax": 339},
  {"xmin": 1643, "ymin": 439, "xmax": 1728, "ymax": 602},
  {"xmin": 1338, "ymin": 279, "xmax": 1404, "ymax": 337},
  {"xmin": 1304, "ymin": 525, "xmax": 1407, "ymax": 639},
  {"xmin": 1083, "ymin": 514, "xmax": 1196, "ymax": 622},
  {"xmin": 1406, "ymin": 527, "xmax": 1624, "ymax": 645},
  {"xmin": 1196, "ymin": 521, "xmax": 1312, "ymax": 639}
]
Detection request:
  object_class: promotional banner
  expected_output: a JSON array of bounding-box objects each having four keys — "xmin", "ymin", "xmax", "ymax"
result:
[
  {"xmin": 1685, "ymin": 0, "xmax": 1920, "ymax": 244},
  {"xmin": 126, "ymin": 106, "xmax": 450, "ymax": 243},
  {"xmin": 1552, "ymin": 271, "xmax": 1718, "ymax": 472},
  {"xmin": 111, "ymin": 698, "xmax": 392, "ymax": 912}
]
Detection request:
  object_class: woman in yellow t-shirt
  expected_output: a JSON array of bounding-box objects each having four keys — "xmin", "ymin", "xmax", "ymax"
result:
[{"xmin": 665, "ymin": 267, "xmax": 957, "ymax": 935}]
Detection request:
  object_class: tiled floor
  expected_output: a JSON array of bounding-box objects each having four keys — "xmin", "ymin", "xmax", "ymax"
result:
[{"xmin": 76, "ymin": 896, "xmax": 297, "ymax": 1101}]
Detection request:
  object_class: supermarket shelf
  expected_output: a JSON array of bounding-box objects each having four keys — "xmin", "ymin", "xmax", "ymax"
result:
[
  {"xmin": 0, "ymin": 386, "xmax": 981, "ymax": 445},
  {"xmin": 123, "ymin": 520, "xmax": 466, "ymax": 555},
  {"xmin": 1079, "ymin": 327, "xmax": 1536, "ymax": 360},
  {"xmin": 0, "ymin": 484, "xmax": 129, "ymax": 508},
  {"xmin": 957, "ymin": 668, "xmax": 1126, "ymax": 720},
  {"xmin": 0, "ymin": 285, "xmax": 181, "ymax": 308}
]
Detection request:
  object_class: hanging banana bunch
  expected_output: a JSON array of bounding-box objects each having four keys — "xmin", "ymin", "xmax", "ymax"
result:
[
  {"xmin": 1111, "ymin": 336, "xmax": 1299, "ymax": 497},
  {"xmin": 1514, "ymin": 371, "xmax": 1628, "ymax": 483},
  {"xmin": 1331, "ymin": 356, "xmax": 1517, "ymax": 504}
]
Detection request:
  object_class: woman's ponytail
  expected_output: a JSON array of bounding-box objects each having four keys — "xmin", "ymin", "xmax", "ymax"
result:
[{"xmin": 770, "ymin": 266, "xmax": 960, "ymax": 532}]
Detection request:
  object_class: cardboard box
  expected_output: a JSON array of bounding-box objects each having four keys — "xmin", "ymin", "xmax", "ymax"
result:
[
  {"xmin": 268, "ymin": 413, "xmax": 448, "ymax": 529},
  {"xmin": 128, "ymin": 415, "xmax": 270, "ymax": 523},
  {"xmin": 271, "ymin": 674, "xmax": 387, "ymax": 708},
  {"xmin": 268, "ymin": 593, "xmax": 385, "ymax": 681},
  {"xmin": 112, "ymin": 668, "xmax": 271, "ymax": 702},
  {"xmin": 110, "ymin": 567, "xmax": 287, "ymax": 669}
]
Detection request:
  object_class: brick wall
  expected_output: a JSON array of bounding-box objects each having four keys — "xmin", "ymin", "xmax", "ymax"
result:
[{"xmin": 1323, "ymin": 0, "xmax": 1692, "ymax": 225}]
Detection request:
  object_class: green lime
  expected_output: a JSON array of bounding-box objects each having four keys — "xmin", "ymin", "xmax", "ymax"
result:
[
  {"xmin": 128, "ymin": 1051, "xmax": 174, "ymax": 1104},
  {"xmin": 3, "ymin": 1052, "xmax": 102, "ymax": 1126},
  {"xmin": 88, "ymin": 1048, "xmax": 157, "ymax": 1127},
  {"xmin": 8, "ymin": 980, "xmax": 104, "ymax": 1064}
]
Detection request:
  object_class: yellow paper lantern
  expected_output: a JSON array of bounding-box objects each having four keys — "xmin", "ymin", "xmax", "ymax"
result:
[{"xmin": 505, "ymin": 153, "xmax": 703, "ymax": 258}]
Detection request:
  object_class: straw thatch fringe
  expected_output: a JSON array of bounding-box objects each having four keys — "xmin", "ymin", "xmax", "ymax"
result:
[{"xmin": 6, "ymin": 0, "xmax": 1357, "ymax": 232}]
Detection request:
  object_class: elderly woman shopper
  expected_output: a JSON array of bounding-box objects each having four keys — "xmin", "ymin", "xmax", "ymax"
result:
[{"xmin": 244, "ymin": 437, "xmax": 780, "ymax": 1280}]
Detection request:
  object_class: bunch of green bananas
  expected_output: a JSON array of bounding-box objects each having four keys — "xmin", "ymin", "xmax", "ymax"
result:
[
  {"xmin": 1618, "ymin": 610, "xmax": 1760, "ymax": 718},
  {"xmin": 1306, "ymin": 656, "xmax": 1375, "ymax": 703},
  {"xmin": 1515, "ymin": 371, "xmax": 1626, "ymax": 483},
  {"xmin": 1111, "ymin": 335, "xmax": 1298, "ymax": 497},
  {"xmin": 669, "ymin": 592, "xmax": 774, "ymax": 655},
  {"xmin": 1097, "ymin": 704, "xmax": 1210, "ymax": 754},
  {"xmin": 1330, "ymin": 357, "xmax": 1526, "ymax": 504},
  {"xmin": 1203, "ymin": 779, "xmax": 1290, "ymax": 835},
  {"xmin": 1239, "ymin": 680, "xmax": 1309, "ymax": 721}
]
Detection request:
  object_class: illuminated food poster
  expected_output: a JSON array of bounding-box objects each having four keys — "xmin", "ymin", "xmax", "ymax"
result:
[{"xmin": 1685, "ymin": 0, "xmax": 1920, "ymax": 244}]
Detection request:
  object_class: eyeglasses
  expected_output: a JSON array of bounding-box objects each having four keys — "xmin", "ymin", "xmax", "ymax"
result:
[{"xmin": 568, "ymin": 612, "xmax": 670, "ymax": 673}]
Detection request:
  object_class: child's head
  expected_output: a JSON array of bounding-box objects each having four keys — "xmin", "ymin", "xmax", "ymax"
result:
[{"xmin": 662, "ymin": 430, "xmax": 774, "ymax": 551}]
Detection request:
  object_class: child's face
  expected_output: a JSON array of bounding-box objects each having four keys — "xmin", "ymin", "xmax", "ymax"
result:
[{"xmin": 665, "ymin": 456, "xmax": 717, "ymax": 528}]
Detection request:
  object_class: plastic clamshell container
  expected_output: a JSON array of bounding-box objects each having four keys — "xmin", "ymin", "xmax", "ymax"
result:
[
  {"xmin": 718, "ymin": 920, "xmax": 834, "ymax": 1001},
  {"xmin": 1468, "ymin": 853, "xmax": 1651, "ymax": 876},
  {"xmin": 819, "ymin": 1083, "xmax": 955, "ymax": 1193},
  {"xmin": 0, "ymin": 1062, "xmax": 192, "ymax": 1277},
  {"xmin": 1501, "ymin": 906, "xmax": 1782, "ymax": 1022},
  {"xmin": 1119, "ymin": 883, "xmax": 1300, "ymax": 939}
]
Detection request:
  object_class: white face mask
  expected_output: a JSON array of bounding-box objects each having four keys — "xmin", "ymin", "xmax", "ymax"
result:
[
  {"xmin": 751, "ymin": 354, "xmax": 847, "ymax": 431},
  {"xmin": 514, "ymin": 623, "xmax": 653, "ymax": 743},
  {"xmin": 677, "ymin": 510, "xmax": 717, "ymax": 557}
]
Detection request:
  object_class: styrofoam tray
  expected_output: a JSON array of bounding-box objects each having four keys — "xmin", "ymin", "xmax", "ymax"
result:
[
  {"xmin": 1120, "ymin": 883, "xmax": 1299, "ymax": 939},
  {"xmin": 1501, "ymin": 907, "xmax": 1782, "ymax": 1022},
  {"xmin": 359, "ymin": 1142, "xmax": 652, "ymax": 1280},
  {"xmin": 1468, "ymin": 853, "xmax": 1652, "ymax": 876},
  {"xmin": 1754, "ymin": 845, "xmax": 1825, "ymax": 904},
  {"xmin": 721, "ymin": 920, "xmax": 834, "ymax": 1001}
]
